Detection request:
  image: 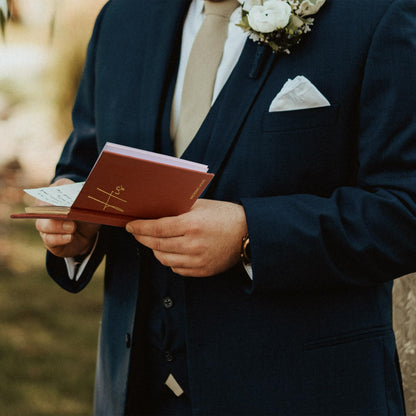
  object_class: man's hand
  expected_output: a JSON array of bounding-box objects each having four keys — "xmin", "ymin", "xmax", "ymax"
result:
[
  {"xmin": 35, "ymin": 178, "xmax": 100, "ymax": 258},
  {"xmin": 126, "ymin": 199, "xmax": 248, "ymax": 277}
]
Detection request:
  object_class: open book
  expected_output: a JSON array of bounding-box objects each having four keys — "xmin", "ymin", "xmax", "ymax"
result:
[{"xmin": 11, "ymin": 142, "xmax": 214, "ymax": 227}]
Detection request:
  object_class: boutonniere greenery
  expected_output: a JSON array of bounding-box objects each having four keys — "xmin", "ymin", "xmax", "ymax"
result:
[{"xmin": 237, "ymin": 0, "xmax": 326, "ymax": 54}]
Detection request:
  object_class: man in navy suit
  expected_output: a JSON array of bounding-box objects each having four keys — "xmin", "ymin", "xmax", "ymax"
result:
[{"xmin": 35, "ymin": 0, "xmax": 416, "ymax": 414}]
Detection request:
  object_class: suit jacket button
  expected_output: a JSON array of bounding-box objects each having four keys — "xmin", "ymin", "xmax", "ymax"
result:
[
  {"xmin": 165, "ymin": 351, "xmax": 174, "ymax": 362},
  {"xmin": 163, "ymin": 296, "xmax": 174, "ymax": 309},
  {"xmin": 125, "ymin": 333, "xmax": 131, "ymax": 348}
]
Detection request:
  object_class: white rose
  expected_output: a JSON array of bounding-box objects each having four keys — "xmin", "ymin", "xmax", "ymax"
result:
[
  {"xmin": 247, "ymin": 0, "xmax": 292, "ymax": 33},
  {"xmin": 239, "ymin": 0, "xmax": 263, "ymax": 12},
  {"xmin": 297, "ymin": 0, "xmax": 326, "ymax": 17}
]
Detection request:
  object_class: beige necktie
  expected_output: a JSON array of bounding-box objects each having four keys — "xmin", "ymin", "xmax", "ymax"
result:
[{"xmin": 174, "ymin": 0, "xmax": 239, "ymax": 156}]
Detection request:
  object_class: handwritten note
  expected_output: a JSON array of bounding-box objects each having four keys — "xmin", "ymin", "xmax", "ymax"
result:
[{"xmin": 24, "ymin": 182, "xmax": 85, "ymax": 207}]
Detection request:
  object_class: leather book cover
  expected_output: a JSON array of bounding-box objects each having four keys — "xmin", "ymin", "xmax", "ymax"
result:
[{"xmin": 11, "ymin": 143, "xmax": 214, "ymax": 227}]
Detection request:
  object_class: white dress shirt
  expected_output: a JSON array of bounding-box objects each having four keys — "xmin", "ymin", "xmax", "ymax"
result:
[{"xmin": 67, "ymin": 0, "xmax": 249, "ymax": 282}]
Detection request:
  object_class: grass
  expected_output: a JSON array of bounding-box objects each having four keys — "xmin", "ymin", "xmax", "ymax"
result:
[
  {"xmin": 0, "ymin": 218, "xmax": 103, "ymax": 415},
  {"xmin": 0, "ymin": 4, "xmax": 107, "ymax": 414}
]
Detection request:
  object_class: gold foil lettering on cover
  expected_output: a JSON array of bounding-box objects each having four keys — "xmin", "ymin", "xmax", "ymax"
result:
[
  {"xmin": 189, "ymin": 179, "xmax": 206, "ymax": 200},
  {"xmin": 88, "ymin": 185, "xmax": 127, "ymax": 212}
]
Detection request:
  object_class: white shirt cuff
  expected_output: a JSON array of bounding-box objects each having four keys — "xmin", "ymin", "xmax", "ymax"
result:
[
  {"xmin": 244, "ymin": 263, "xmax": 253, "ymax": 280},
  {"xmin": 64, "ymin": 234, "xmax": 99, "ymax": 281}
]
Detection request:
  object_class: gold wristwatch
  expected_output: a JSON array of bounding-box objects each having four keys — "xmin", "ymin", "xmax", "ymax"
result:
[{"xmin": 241, "ymin": 233, "xmax": 251, "ymax": 265}]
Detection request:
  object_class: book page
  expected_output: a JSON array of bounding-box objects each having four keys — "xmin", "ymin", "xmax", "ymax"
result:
[
  {"xmin": 24, "ymin": 182, "xmax": 85, "ymax": 207},
  {"xmin": 104, "ymin": 142, "xmax": 209, "ymax": 172}
]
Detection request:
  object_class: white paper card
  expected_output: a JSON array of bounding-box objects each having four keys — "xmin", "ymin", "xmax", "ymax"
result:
[{"xmin": 24, "ymin": 182, "xmax": 85, "ymax": 207}]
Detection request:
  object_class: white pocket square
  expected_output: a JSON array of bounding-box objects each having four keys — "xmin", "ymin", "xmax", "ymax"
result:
[{"xmin": 269, "ymin": 76, "xmax": 330, "ymax": 112}]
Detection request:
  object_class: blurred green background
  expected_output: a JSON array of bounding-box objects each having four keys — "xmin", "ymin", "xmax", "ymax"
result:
[
  {"xmin": 0, "ymin": 219, "xmax": 103, "ymax": 415},
  {"xmin": 0, "ymin": 1, "xmax": 415, "ymax": 415},
  {"xmin": 1, "ymin": 1, "xmax": 105, "ymax": 414}
]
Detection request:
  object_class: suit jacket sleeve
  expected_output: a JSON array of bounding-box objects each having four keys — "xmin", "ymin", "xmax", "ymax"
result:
[
  {"xmin": 46, "ymin": 235, "xmax": 106, "ymax": 293},
  {"xmin": 46, "ymin": 2, "xmax": 112, "ymax": 292},
  {"xmin": 242, "ymin": 0, "xmax": 416, "ymax": 293}
]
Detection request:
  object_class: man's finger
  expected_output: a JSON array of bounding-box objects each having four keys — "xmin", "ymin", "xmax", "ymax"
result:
[
  {"xmin": 40, "ymin": 232, "xmax": 73, "ymax": 248},
  {"xmin": 126, "ymin": 216, "xmax": 185, "ymax": 238},
  {"xmin": 153, "ymin": 250, "xmax": 202, "ymax": 270},
  {"xmin": 134, "ymin": 235, "xmax": 184, "ymax": 253},
  {"xmin": 36, "ymin": 218, "xmax": 76, "ymax": 234}
]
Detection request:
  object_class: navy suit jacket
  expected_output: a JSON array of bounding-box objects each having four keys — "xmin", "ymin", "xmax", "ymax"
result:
[{"xmin": 46, "ymin": 0, "xmax": 416, "ymax": 414}]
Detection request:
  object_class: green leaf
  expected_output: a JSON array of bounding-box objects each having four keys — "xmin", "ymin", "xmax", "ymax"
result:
[
  {"xmin": 235, "ymin": 14, "xmax": 251, "ymax": 32},
  {"xmin": 288, "ymin": 14, "xmax": 305, "ymax": 31}
]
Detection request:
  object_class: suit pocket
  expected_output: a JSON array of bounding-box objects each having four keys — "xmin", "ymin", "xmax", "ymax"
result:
[
  {"xmin": 300, "ymin": 325, "xmax": 399, "ymax": 415},
  {"xmin": 303, "ymin": 325, "xmax": 392, "ymax": 351},
  {"xmin": 262, "ymin": 104, "xmax": 339, "ymax": 133}
]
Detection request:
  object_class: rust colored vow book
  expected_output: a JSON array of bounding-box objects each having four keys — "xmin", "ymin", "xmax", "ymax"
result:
[{"xmin": 11, "ymin": 142, "xmax": 214, "ymax": 227}]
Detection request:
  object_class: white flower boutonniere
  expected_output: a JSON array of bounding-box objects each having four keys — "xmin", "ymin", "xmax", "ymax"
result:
[{"xmin": 237, "ymin": 0, "xmax": 326, "ymax": 54}]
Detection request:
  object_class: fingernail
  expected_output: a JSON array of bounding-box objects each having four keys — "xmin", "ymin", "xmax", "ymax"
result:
[
  {"xmin": 63, "ymin": 222, "xmax": 74, "ymax": 232},
  {"xmin": 63, "ymin": 234, "xmax": 72, "ymax": 242},
  {"xmin": 126, "ymin": 224, "xmax": 133, "ymax": 233}
]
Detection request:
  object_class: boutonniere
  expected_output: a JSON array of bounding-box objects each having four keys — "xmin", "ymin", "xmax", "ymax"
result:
[{"xmin": 237, "ymin": 0, "xmax": 326, "ymax": 54}]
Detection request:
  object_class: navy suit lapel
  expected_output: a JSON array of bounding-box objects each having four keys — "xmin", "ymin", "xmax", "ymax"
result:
[
  {"xmin": 182, "ymin": 41, "xmax": 276, "ymax": 177},
  {"xmin": 139, "ymin": 0, "xmax": 190, "ymax": 153}
]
